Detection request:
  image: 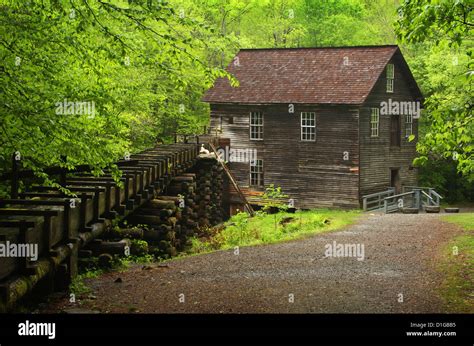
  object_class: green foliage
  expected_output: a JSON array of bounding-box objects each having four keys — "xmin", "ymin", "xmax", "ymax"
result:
[
  {"xmin": 69, "ymin": 270, "xmax": 101, "ymax": 296},
  {"xmin": 188, "ymin": 209, "xmax": 360, "ymax": 252},
  {"xmin": 395, "ymin": 0, "xmax": 473, "ymax": 181},
  {"xmin": 261, "ymin": 184, "xmax": 289, "ymax": 212},
  {"xmin": 439, "ymin": 213, "xmax": 474, "ymax": 312},
  {"xmin": 417, "ymin": 158, "xmax": 474, "ymax": 203},
  {"xmin": 174, "ymin": 0, "xmax": 400, "ymax": 50},
  {"xmin": 130, "ymin": 239, "xmax": 149, "ymax": 256},
  {"xmin": 115, "ymin": 253, "xmax": 154, "ymax": 269},
  {"xmin": 0, "ymin": 0, "xmax": 232, "ymax": 196},
  {"xmin": 1, "ymin": 0, "xmax": 472, "ymax": 200},
  {"xmin": 395, "ymin": 0, "xmax": 472, "ymax": 47}
]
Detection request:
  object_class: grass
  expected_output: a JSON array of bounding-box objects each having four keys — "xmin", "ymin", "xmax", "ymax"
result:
[
  {"xmin": 188, "ymin": 209, "xmax": 361, "ymax": 254},
  {"xmin": 443, "ymin": 214, "xmax": 474, "ymax": 230},
  {"xmin": 69, "ymin": 252, "xmax": 154, "ymax": 297},
  {"xmin": 439, "ymin": 213, "xmax": 474, "ymax": 312},
  {"xmin": 69, "ymin": 270, "xmax": 102, "ymax": 296}
]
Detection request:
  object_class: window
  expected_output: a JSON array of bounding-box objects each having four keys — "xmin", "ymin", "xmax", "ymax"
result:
[
  {"xmin": 387, "ymin": 78, "xmax": 394, "ymax": 93},
  {"xmin": 301, "ymin": 112, "xmax": 316, "ymax": 141},
  {"xmin": 386, "ymin": 64, "xmax": 394, "ymax": 93},
  {"xmin": 250, "ymin": 159, "xmax": 263, "ymax": 187},
  {"xmin": 250, "ymin": 112, "xmax": 263, "ymax": 140},
  {"xmin": 387, "ymin": 63, "xmax": 394, "ymax": 78},
  {"xmin": 405, "ymin": 113, "xmax": 413, "ymax": 137},
  {"xmin": 370, "ymin": 108, "xmax": 379, "ymax": 137}
]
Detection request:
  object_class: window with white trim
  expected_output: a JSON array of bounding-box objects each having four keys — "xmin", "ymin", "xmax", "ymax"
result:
[
  {"xmin": 386, "ymin": 64, "xmax": 394, "ymax": 93},
  {"xmin": 250, "ymin": 112, "xmax": 263, "ymax": 140},
  {"xmin": 250, "ymin": 159, "xmax": 263, "ymax": 187},
  {"xmin": 301, "ymin": 112, "xmax": 316, "ymax": 141},
  {"xmin": 370, "ymin": 108, "xmax": 379, "ymax": 137},
  {"xmin": 405, "ymin": 113, "xmax": 413, "ymax": 137}
]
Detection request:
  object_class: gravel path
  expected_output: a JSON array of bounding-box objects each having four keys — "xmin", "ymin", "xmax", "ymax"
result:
[{"xmin": 44, "ymin": 213, "xmax": 463, "ymax": 313}]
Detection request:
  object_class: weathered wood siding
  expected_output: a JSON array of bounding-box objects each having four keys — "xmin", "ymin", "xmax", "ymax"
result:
[
  {"xmin": 359, "ymin": 53, "xmax": 420, "ymax": 198},
  {"xmin": 210, "ymin": 104, "xmax": 360, "ymax": 208}
]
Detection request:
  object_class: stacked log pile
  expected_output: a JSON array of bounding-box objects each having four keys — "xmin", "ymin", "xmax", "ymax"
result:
[
  {"xmin": 168, "ymin": 174, "xmax": 199, "ymax": 243},
  {"xmin": 193, "ymin": 156, "xmax": 225, "ymax": 227},
  {"xmin": 125, "ymin": 196, "xmax": 182, "ymax": 258},
  {"xmin": 120, "ymin": 155, "xmax": 226, "ymax": 259}
]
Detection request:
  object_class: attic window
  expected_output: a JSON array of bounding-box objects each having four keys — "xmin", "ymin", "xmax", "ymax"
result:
[
  {"xmin": 301, "ymin": 112, "xmax": 316, "ymax": 141},
  {"xmin": 386, "ymin": 64, "xmax": 394, "ymax": 93},
  {"xmin": 250, "ymin": 112, "xmax": 263, "ymax": 140},
  {"xmin": 370, "ymin": 108, "xmax": 379, "ymax": 137}
]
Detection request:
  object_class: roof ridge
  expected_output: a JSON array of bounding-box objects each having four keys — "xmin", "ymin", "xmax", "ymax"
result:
[{"xmin": 239, "ymin": 45, "xmax": 399, "ymax": 51}]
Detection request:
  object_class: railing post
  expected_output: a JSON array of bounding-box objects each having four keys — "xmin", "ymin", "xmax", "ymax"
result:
[
  {"xmin": 414, "ymin": 189, "xmax": 421, "ymax": 210},
  {"xmin": 384, "ymin": 199, "xmax": 388, "ymax": 214},
  {"xmin": 433, "ymin": 190, "xmax": 440, "ymax": 206},
  {"xmin": 363, "ymin": 198, "xmax": 367, "ymax": 211}
]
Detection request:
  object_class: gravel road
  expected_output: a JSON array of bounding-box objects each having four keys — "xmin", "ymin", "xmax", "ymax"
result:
[{"xmin": 43, "ymin": 213, "xmax": 464, "ymax": 313}]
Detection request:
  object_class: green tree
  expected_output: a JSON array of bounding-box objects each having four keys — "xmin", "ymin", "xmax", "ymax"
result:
[
  {"xmin": 0, "ymin": 0, "xmax": 231, "ymax": 196},
  {"xmin": 395, "ymin": 0, "xmax": 473, "ymax": 181}
]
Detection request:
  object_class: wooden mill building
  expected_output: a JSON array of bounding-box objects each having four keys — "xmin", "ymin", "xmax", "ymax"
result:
[{"xmin": 203, "ymin": 45, "xmax": 423, "ymax": 209}]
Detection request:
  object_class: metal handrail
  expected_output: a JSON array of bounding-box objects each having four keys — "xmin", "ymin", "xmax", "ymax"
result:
[
  {"xmin": 421, "ymin": 190, "xmax": 434, "ymax": 200},
  {"xmin": 403, "ymin": 186, "xmax": 443, "ymax": 207},
  {"xmin": 362, "ymin": 188, "xmax": 395, "ymax": 211},
  {"xmin": 429, "ymin": 189, "xmax": 442, "ymax": 206},
  {"xmin": 384, "ymin": 190, "xmax": 415, "ymax": 201},
  {"xmin": 365, "ymin": 186, "xmax": 443, "ymax": 213},
  {"xmin": 383, "ymin": 190, "xmax": 417, "ymax": 213},
  {"xmin": 421, "ymin": 190, "xmax": 434, "ymax": 206}
]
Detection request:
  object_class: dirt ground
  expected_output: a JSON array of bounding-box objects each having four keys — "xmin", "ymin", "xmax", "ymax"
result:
[{"xmin": 39, "ymin": 213, "xmax": 467, "ymax": 313}]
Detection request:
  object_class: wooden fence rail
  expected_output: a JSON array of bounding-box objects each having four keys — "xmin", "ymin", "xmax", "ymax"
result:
[{"xmin": 0, "ymin": 142, "xmax": 202, "ymax": 311}]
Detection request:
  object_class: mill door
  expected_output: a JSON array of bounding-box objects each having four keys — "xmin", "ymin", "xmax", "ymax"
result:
[{"xmin": 390, "ymin": 168, "xmax": 401, "ymax": 194}]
